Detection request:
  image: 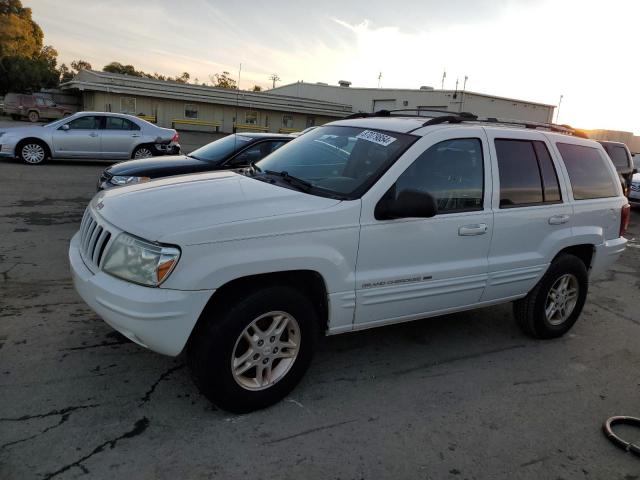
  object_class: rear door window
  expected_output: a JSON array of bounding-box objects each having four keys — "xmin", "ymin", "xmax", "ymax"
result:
[
  {"xmin": 105, "ymin": 117, "xmax": 140, "ymax": 130},
  {"xmin": 556, "ymin": 143, "xmax": 618, "ymax": 199},
  {"xmin": 603, "ymin": 144, "xmax": 630, "ymax": 169}
]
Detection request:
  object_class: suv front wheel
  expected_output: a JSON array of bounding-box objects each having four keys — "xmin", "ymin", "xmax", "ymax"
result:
[
  {"xmin": 188, "ymin": 285, "xmax": 319, "ymax": 413},
  {"xmin": 514, "ymin": 253, "xmax": 588, "ymax": 339}
]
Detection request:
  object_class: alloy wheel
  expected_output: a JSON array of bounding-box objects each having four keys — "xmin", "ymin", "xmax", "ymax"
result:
[
  {"xmin": 545, "ymin": 273, "xmax": 579, "ymax": 326},
  {"xmin": 134, "ymin": 147, "xmax": 153, "ymax": 159},
  {"xmin": 22, "ymin": 144, "xmax": 46, "ymax": 164},
  {"xmin": 231, "ymin": 311, "xmax": 301, "ymax": 391}
]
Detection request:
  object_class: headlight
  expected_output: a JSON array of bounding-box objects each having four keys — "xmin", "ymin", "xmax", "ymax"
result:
[
  {"xmin": 102, "ymin": 233, "xmax": 180, "ymax": 287},
  {"xmin": 109, "ymin": 175, "xmax": 151, "ymax": 186}
]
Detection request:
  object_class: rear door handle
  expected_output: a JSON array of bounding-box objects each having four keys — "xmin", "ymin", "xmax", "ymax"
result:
[
  {"xmin": 548, "ymin": 214, "xmax": 570, "ymax": 225},
  {"xmin": 131, "ymin": 133, "xmax": 141, "ymax": 137},
  {"xmin": 458, "ymin": 223, "xmax": 488, "ymax": 236},
  {"xmin": 89, "ymin": 132, "xmax": 98, "ymax": 137}
]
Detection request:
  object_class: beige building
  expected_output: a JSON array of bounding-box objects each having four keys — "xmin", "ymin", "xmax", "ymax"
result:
[
  {"xmin": 62, "ymin": 70, "xmax": 352, "ymax": 137},
  {"xmin": 268, "ymin": 81, "xmax": 556, "ymax": 124}
]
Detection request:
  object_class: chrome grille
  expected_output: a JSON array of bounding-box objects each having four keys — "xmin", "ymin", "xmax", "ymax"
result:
[{"xmin": 79, "ymin": 208, "xmax": 113, "ymax": 270}]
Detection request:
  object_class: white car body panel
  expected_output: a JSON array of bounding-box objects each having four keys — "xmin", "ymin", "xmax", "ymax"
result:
[{"xmin": 69, "ymin": 119, "xmax": 628, "ymax": 357}]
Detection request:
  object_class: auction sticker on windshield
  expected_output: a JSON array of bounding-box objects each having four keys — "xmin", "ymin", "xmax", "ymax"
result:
[{"xmin": 356, "ymin": 130, "xmax": 397, "ymax": 147}]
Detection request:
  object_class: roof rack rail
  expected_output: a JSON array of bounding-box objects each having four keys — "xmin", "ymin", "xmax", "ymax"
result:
[{"xmin": 344, "ymin": 108, "xmax": 476, "ymax": 120}]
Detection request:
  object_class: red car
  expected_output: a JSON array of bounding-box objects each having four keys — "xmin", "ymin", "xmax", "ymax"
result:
[{"xmin": 3, "ymin": 92, "xmax": 78, "ymax": 122}]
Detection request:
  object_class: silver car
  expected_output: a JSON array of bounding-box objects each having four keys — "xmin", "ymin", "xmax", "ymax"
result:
[{"xmin": 0, "ymin": 112, "xmax": 180, "ymax": 164}]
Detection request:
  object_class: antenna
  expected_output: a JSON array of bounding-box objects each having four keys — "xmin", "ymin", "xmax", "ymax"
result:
[
  {"xmin": 377, "ymin": 72, "xmax": 382, "ymax": 88},
  {"xmin": 555, "ymin": 94, "xmax": 563, "ymax": 124},
  {"xmin": 269, "ymin": 73, "xmax": 280, "ymax": 89}
]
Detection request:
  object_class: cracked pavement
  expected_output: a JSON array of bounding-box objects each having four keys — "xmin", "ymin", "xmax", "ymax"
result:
[{"xmin": 1, "ymin": 159, "xmax": 639, "ymax": 479}]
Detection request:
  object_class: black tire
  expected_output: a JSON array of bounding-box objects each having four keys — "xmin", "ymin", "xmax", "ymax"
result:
[
  {"xmin": 18, "ymin": 140, "xmax": 48, "ymax": 165},
  {"xmin": 188, "ymin": 285, "xmax": 319, "ymax": 413},
  {"xmin": 513, "ymin": 253, "xmax": 588, "ymax": 339},
  {"xmin": 27, "ymin": 110, "xmax": 39, "ymax": 123},
  {"xmin": 131, "ymin": 144, "xmax": 156, "ymax": 159}
]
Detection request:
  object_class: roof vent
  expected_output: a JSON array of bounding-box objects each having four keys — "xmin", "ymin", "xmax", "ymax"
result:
[
  {"xmin": 338, "ymin": 80, "xmax": 351, "ymax": 87},
  {"xmin": 316, "ymin": 82, "xmax": 328, "ymax": 85},
  {"xmin": 420, "ymin": 86, "xmax": 434, "ymax": 91}
]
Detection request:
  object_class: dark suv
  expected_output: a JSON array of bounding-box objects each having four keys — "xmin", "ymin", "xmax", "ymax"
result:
[{"xmin": 598, "ymin": 141, "xmax": 637, "ymax": 197}]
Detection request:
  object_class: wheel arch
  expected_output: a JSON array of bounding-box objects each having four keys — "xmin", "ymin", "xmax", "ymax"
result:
[
  {"xmin": 130, "ymin": 142, "xmax": 157, "ymax": 159},
  {"xmin": 191, "ymin": 270, "xmax": 329, "ymax": 343},
  {"xmin": 15, "ymin": 137, "xmax": 52, "ymax": 159},
  {"xmin": 552, "ymin": 244, "xmax": 595, "ymax": 270}
]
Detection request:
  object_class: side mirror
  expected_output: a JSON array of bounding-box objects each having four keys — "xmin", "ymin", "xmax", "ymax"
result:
[
  {"xmin": 375, "ymin": 188, "xmax": 438, "ymax": 220},
  {"xmin": 60, "ymin": 124, "xmax": 70, "ymax": 131}
]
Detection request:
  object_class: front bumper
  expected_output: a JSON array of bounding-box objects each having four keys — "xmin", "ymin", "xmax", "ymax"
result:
[
  {"xmin": 590, "ymin": 236, "xmax": 628, "ymax": 278},
  {"xmin": 69, "ymin": 232, "xmax": 213, "ymax": 356}
]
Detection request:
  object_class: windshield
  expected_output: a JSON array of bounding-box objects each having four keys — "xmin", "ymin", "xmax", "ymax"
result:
[
  {"xmin": 189, "ymin": 134, "xmax": 252, "ymax": 162},
  {"xmin": 254, "ymin": 125, "xmax": 417, "ymax": 198}
]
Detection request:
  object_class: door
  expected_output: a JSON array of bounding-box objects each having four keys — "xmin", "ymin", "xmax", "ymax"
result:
[
  {"xmin": 101, "ymin": 116, "xmax": 141, "ymax": 159},
  {"xmin": 354, "ymin": 128, "xmax": 493, "ymax": 328},
  {"xmin": 481, "ymin": 130, "xmax": 573, "ymax": 301},
  {"xmin": 52, "ymin": 115, "xmax": 103, "ymax": 158}
]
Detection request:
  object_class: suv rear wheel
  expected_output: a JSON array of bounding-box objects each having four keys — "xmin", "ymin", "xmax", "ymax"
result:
[
  {"xmin": 188, "ymin": 285, "xmax": 318, "ymax": 413},
  {"xmin": 514, "ymin": 253, "xmax": 588, "ymax": 339},
  {"xmin": 27, "ymin": 110, "xmax": 40, "ymax": 122}
]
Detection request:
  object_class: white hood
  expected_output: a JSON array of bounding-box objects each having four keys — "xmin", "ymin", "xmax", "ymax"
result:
[{"xmin": 92, "ymin": 171, "xmax": 341, "ymax": 243}]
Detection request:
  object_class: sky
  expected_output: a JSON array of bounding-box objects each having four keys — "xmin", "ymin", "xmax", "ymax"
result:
[{"xmin": 29, "ymin": 0, "xmax": 639, "ymax": 134}]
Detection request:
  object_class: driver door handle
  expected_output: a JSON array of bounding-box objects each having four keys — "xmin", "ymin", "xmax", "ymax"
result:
[
  {"xmin": 548, "ymin": 214, "xmax": 570, "ymax": 225},
  {"xmin": 89, "ymin": 132, "xmax": 98, "ymax": 137},
  {"xmin": 458, "ymin": 223, "xmax": 488, "ymax": 236}
]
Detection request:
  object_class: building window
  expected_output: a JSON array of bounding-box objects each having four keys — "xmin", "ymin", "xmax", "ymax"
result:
[
  {"xmin": 245, "ymin": 111, "xmax": 257, "ymax": 124},
  {"xmin": 184, "ymin": 104, "xmax": 198, "ymax": 119},
  {"xmin": 282, "ymin": 115, "xmax": 294, "ymax": 128},
  {"xmin": 306, "ymin": 116, "xmax": 316, "ymax": 128},
  {"xmin": 120, "ymin": 97, "xmax": 136, "ymax": 114}
]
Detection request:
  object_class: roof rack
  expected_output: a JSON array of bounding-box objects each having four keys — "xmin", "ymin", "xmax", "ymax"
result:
[
  {"xmin": 343, "ymin": 109, "xmax": 588, "ymax": 138},
  {"xmin": 344, "ymin": 108, "xmax": 467, "ymax": 119}
]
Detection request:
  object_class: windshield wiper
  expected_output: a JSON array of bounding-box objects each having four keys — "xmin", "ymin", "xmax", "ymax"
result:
[{"xmin": 263, "ymin": 170, "xmax": 313, "ymax": 192}]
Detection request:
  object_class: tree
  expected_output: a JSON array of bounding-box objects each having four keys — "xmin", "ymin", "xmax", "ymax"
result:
[
  {"xmin": 59, "ymin": 58, "xmax": 92, "ymax": 83},
  {"xmin": 0, "ymin": 0, "xmax": 43, "ymax": 57},
  {"xmin": 102, "ymin": 61, "xmax": 141, "ymax": 76},
  {"xmin": 173, "ymin": 71, "xmax": 190, "ymax": 84},
  {"xmin": 210, "ymin": 71, "xmax": 237, "ymax": 89},
  {"xmin": 252, "ymin": 85, "xmax": 262, "ymax": 92}
]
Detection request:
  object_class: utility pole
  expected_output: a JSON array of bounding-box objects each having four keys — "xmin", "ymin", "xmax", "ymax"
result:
[
  {"xmin": 463, "ymin": 75, "xmax": 468, "ymax": 91},
  {"xmin": 378, "ymin": 72, "xmax": 382, "ymax": 88},
  {"xmin": 441, "ymin": 70, "xmax": 446, "ymax": 89},
  {"xmin": 555, "ymin": 94, "xmax": 563, "ymax": 124},
  {"xmin": 269, "ymin": 74, "xmax": 281, "ymax": 89}
]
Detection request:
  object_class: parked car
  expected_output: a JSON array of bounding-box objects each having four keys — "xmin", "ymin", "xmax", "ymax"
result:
[
  {"xmin": 97, "ymin": 133, "xmax": 292, "ymax": 190},
  {"xmin": 633, "ymin": 153, "xmax": 640, "ymax": 171},
  {"xmin": 598, "ymin": 141, "xmax": 636, "ymax": 197},
  {"xmin": 70, "ymin": 113, "xmax": 629, "ymax": 413},
  {"xmin": 3, "ymin": 92, "xmax": 78, "ymax": 122},
  {"xmin": 0, "ymin": 112, "xmax": 179, "ymax": 164},
  {"xmin": 629, "ymin": 172, "xmax": 640, "ymax": 206}
]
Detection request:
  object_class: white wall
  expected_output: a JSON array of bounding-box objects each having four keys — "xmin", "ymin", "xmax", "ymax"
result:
[{"xmin": 270, "ymin": 83, "xmax": 555, "ymax": 124}]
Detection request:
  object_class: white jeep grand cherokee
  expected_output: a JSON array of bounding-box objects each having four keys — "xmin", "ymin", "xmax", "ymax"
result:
[{"xmin": 69, "ymin": 112, "xmax": 630, "ymax": 412}]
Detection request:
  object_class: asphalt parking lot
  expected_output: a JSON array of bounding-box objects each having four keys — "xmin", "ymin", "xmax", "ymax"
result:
[{"xmin": 1, "ymin": 159, "xmax": 639, "ymax": 479}]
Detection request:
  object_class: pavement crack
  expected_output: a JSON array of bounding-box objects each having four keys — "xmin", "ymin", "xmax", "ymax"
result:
[
  {"xmin": 266, "ymin": 419, "xmax": 358, "ymax": 445},
  {"xmin": 41, "ymin": 417, "xmax": 150, "ymax": 479},
  {"xmin": 390, "ymin": 344, "xmax": 528, "ymax": 376},
  {"xmin": 139, "ymin": 364, "xmax": 186, "ymax": 406},
  {"xmin": 62, "ymin": 340, "xmax": 130, "ymax": 351},
  {"xmin": 0, "ymin": 404, "xmax": 99, "ymax": 451}
]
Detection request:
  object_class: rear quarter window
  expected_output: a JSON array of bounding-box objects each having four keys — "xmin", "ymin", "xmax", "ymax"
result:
[
  {"xmin": 556, "ymin": 143, "xmax": 618, "ymax": 200},
  {"xmin": 604, "ymin": 144, "xmax": 631, "ymax": 170}
]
